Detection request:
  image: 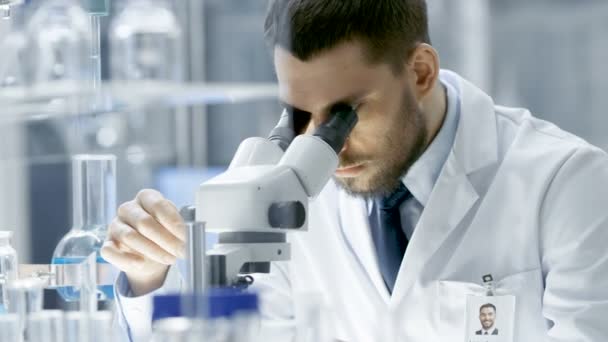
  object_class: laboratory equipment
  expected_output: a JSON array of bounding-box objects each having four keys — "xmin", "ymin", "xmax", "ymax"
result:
[
  {"xmin": 27, "ymin": 310, "xmax": 64, "ymax": 342},
  {"xmin": 0, "ymin": 313, "xmax": 20, "ymax": 342},
  {"xmin": 51, "ymin": 154, "xmax": 116, "ymax": 302},
  {"xmin": 181, "ymin": 206, "xmax": 206, "ymax": 296},
  {"xmin": 0, "ymin": 2, "xmax": 27, "ymax": 88},
  {"xmin": 0, "ymin": 231, "xmax": 18, "ymax": 313},
  {"xmin": 0, "ymin": 0, "xmax": 23, "ymax": 19},
  {"xmin": 64, "ymin": 311, "xmax": 88, "ymax": 342},
  {"xmin": 25, "ymin": 0, "xmax": 91, "ymax": 85},
  {"xmin": 195, "ymin": 106, "xmax": 358, "ymax": 287},
  {"xmin": 81, "ymin": 0, "xmax": 110, "ymax": 106},
  {"xmin": 109, "ymin": 0, "xmax": 183, "ymax": 81},
  {"xmin": 151, "ymin": 290, "xmax": 260, "ymax": 342},
  {"xmin": 6, "ymin": 278, "xmax": 44, "ymax": 340},
  {"xmin": 88, "ymin": 310, "xmax": 113, "ymax": 342}
]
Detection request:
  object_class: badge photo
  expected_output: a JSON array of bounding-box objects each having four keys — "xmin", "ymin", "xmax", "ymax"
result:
[{"xmin": 464, "ymin": 294, "xmax": 516, "ymax": 342}]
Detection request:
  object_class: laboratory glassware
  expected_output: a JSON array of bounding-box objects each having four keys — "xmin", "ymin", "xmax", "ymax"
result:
[
  {"xmin": 0, "ymin": 313, "xmax": 21, "ymax": 342},
  {"xmin": 88, "ymin": 310, "xmax": 113, "ymax": 342},
  {"xmin": 0, "ymin": 3, "xmax": 28, "ymax": 88},
  {"xmin": 6, "ymin": 278, "xmax": 44, "ymax": 340},
  {"xmin": 0, "ymin": 231, "xmax": 18, "ymax": 313},
  {"xmin": 109, "ymin": 0, "xmax": 183, "ymax": 81},
  {"xmin": 51, "ymin": 154, "xmax": 116, "ymax": 302},
  {"xmin": 26, "ymin": 310, "xmax": 64, "ymax": 342},
  {"xmin": 63, "ymin": 311, "xmax": 88, "ymax": 342},
  {"xmin": 26, "ymin": 0, "xmax": 91, "ymax": 85}
]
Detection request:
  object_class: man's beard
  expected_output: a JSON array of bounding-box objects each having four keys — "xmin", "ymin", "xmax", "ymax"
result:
[{"xmin": 333, "ymin": 91, "xmax": 428, "ymax": 199}]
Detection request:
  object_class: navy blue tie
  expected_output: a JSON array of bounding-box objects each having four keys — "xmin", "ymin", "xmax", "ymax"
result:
[{"xmin": 372, "ymin": 182, "xmax": 411, "ymax": 293}]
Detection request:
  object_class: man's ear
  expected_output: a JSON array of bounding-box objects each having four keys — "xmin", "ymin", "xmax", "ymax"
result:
[{"xmin": 406, "ymin": 43, "xmax": 440, "ymax": 101}]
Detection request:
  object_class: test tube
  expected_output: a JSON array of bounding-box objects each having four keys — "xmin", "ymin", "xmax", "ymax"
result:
[
  {"xmin": 82, "ymin": 0, "xmax": 110, "ymax": 109},
  {"xmin": 64, "ymin": 311, "xmax": 89, "ymax": 342},
  {"xmin": 89, "ymin": 311, "xmax": 113, "ymax": 342},
  {"xmin": 27, "ymin": 310, "xmax": 64, "ymax": 342},
  {"xmin": 6, "ymin": 278, "xmax": 44, "ymax": 337},
  {"xmin": 0, "ymin": 313, "xmax": 21, "ymax": 342}
]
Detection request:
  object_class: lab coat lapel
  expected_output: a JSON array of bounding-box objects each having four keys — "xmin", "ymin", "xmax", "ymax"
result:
[
  {"xmin": 390, "ymin": 151, "xmax": 479, "ymax": 304},
  {"xmin": 391, "ymin": 71, "xmax": 499, "ymax": 304},
  {"xmin": 338, "ymin": 191, "xmax": 392, "ymax": 302}
]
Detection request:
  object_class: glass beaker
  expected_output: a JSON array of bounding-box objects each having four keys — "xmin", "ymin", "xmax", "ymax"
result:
[
  {"xmin": 0, "ymin": 231, "xmax": 18, "ymax": 313},
  {"xmin": 51, "ymin": 154, "xmax": 116, "ymax": 302}
]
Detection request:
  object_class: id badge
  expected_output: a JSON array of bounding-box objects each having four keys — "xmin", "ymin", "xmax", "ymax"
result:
[{"xmin": 464, "ymin": 275, "xmax": 516, "ymax": 342}]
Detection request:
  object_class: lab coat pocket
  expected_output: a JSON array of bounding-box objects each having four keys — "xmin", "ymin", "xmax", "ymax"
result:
[{"xmin": 437, "ymin": 268, "xmax": 545, "ymax": 340}]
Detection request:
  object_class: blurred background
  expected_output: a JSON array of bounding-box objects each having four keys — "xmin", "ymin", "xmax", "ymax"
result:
[{"xmin": 0, "ymin": 0, "xmax": 606, "ymax": 309}]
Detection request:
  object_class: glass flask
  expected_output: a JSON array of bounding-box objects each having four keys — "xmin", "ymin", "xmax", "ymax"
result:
[
  {"xmin": 109, "ymin": 0, "xmax": 183, "ymax": 81},
  {"xmin": 25, "ymin": 0, "xmax": 91, "ymax": 85},
  {"xmin": 51, "ymin": 155, "xmax": 116, "ymax": 302},
  {"xmin": 0, "ymin": 231, "xmax": 18, "ymax": 314}
]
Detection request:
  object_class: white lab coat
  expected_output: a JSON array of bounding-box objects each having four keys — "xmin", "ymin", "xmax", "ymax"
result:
[{"xmin": 116, "ymin": 71, "xmax": 608, "ymax": 341}]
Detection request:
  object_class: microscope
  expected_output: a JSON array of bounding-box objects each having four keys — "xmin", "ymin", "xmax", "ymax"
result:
[{"xmin": 188, "ymin": 105, "xmax": 358, "ymax": 288}]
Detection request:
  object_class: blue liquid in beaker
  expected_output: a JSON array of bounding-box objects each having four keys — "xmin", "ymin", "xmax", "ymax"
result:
[{"xmin": 51, "ymin": 255, "xmax": 114, "ymax": 302}]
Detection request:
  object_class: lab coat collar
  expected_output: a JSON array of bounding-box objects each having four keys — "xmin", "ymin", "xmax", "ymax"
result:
[
  {"xmin": 402, "ymin": 76, "xmax": 461, "ymax": 207},
  {"xmin": 441, "ymin": 69, "xmax": 498, "ymax": 174}
]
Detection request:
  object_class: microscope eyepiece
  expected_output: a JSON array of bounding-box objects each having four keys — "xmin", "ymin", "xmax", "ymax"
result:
[{"xmin": 313, "ymin": 104, "xmax": 358, "ymax": 154}]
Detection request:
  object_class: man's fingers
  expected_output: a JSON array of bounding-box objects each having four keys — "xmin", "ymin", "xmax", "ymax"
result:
[
  {"xmin": 136, "ymin": 189, "xmax": 186, "ymax": 242},
  {"xmin": 100, "ymin": 240, "xmax": 145, "ymax": 272},
  {"xmin": 101, "ymin": 240, "xmax": 167, "ymax": 277},
  {"xmin": 118, "ymin": 201, "xmax": 186, "ymax": 259},
  {"xmin": 109, "ymin": 218, "xmax": 178, "ymax": 265}
]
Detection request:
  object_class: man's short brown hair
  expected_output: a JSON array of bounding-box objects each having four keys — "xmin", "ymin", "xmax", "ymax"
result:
[{"xmin": 264, "ymin": 0, "xmax": 431, "ymax": 73}]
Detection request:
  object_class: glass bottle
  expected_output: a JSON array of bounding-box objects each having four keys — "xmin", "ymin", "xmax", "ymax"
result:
[
  {"xmin": 0, "ymin": 231, "xmax": 18, "ymax": 313},
  {"xmin": 109, "ymin": 0, "xmax": 183, "ymax": 81},
  {"xmin": 0, "ymin": 4, "xmax": 28, "ymax": 88},
  {"xmin": 25, "ymin": 0, "xmax": 91, "ymax": 85},
  {"xmin": 51, "ymin": 155, "xmax": 116, "ymax": 302}
]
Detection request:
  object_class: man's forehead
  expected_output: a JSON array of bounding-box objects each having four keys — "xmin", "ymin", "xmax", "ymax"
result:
[{"xmin": 274, "ymin": 44, "xmax": 386, "ymax": 112}]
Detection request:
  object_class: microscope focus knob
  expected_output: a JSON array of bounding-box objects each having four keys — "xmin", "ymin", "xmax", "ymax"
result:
[{"xmin": 268, "ymin": 201, "xmax": 306, "ymax": 229}]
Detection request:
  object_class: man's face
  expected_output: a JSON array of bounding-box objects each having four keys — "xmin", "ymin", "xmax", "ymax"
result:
[
  {"xmin": 274, "ymin": 41, "xmax": 428, "ymax": 198},
  {"xmin": 479, "ymin": 307, "xmax": 496, "ymax": 330}
]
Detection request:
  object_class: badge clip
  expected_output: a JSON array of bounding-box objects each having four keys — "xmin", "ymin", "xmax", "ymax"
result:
[{"xmin": 482, "ymin": 274, "xmax": 495, "ymax": 296}]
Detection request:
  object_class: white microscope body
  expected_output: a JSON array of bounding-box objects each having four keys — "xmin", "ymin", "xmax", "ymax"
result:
[{"xmin": 194, "ymin": 107, "xmax": 358, "ymax": 287}]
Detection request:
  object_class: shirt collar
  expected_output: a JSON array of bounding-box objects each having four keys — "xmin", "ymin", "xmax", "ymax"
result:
[{"xmin": 366, "ymin": 76, "xmax": 461, "ymax": 214}]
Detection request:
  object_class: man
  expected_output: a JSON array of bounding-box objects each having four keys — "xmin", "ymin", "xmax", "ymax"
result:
[
  {"xmin": 102, "ymin": 0, "xmax": 608, "ymax": 341},
  {"xmin": 476, "ymin": 304, "xmax": 498, "ymax": 336}
]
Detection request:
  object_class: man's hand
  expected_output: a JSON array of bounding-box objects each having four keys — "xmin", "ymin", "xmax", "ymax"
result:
[{"xmin": 101, "ymin": 189, "xmax": 186, "ymax": 296}]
